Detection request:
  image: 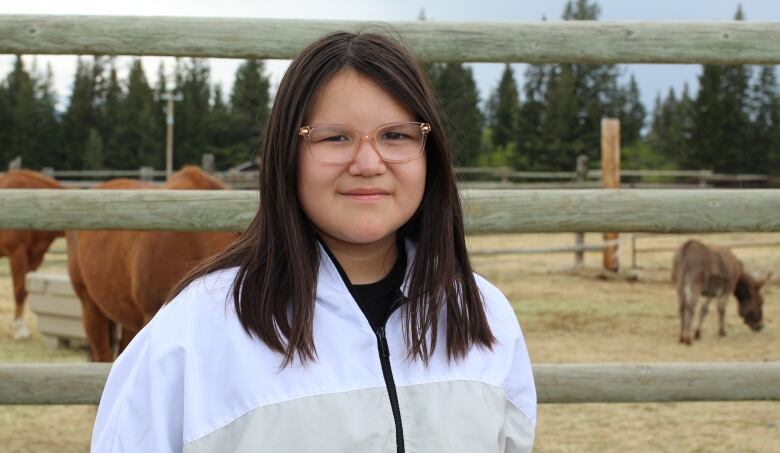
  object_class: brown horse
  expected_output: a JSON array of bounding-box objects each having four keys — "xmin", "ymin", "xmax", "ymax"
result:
[
  {"xmin": 67, "ymin": 166, "xmax": 239, "ymax": 361},
  {"xmin": 0, "ymin": 170, "xmax": 64, "ymax": 340}
]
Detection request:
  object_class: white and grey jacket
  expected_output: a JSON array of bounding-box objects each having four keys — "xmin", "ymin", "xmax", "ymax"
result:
[{"xmin": 91, "ymin": 239, "xmax": 537, "ymax": 452}]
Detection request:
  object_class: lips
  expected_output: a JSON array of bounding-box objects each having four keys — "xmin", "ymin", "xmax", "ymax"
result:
[{"xmin": 342, "ymin": 188, "xmax": 389, "ymax": 202}]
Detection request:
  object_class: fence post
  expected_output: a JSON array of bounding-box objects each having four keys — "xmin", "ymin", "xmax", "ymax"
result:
[
  {"xmin": 140, "ymin": 166, "xmax": 155, "ymax": 182},
  {"xmin": 41, "ymin": 167, "xmax": 55, "ymax": 178},
  {"xmin": 601, "ymin": 118, "xmax": 620, "ymax": 272},
  {"xmin": 8, "ymin": 156, "xmax": 21, "ymax": 171},
  {"xmin": 201, "ymin": 153, "xmax": 215, "ymax": 173},
  {"xmin": 574, "ymin": 154, "xmax": 589, "ymax": 268}
]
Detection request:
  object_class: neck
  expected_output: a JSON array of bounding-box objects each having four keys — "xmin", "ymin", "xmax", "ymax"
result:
[{"xmin": 318, "ymin": 232, "xmax": 398, "ymax": 284}]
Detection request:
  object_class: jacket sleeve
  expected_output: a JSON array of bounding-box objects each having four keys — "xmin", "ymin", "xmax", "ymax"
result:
[
  {"xmin": 91, "ymin": 318, "xmax": 185, "ymax": 453},
  {"xmin": 501, "ymin": 327, "xmax": 537, "ymax": 452}
]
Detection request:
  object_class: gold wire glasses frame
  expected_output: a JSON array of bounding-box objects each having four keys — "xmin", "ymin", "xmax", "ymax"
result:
[{"xmin": 298, "ymin": 122, "xmax": 432, "ymax": 164}]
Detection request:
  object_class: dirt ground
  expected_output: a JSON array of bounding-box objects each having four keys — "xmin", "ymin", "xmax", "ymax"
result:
[{"xmin": 1, "ymin": 233, "xmax": 779, "ymax": 452}]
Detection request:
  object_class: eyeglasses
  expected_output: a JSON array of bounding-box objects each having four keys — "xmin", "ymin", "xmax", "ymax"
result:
[{"xmin": 298, "ymin": 122, "xmax": 431, "ymax": 164}]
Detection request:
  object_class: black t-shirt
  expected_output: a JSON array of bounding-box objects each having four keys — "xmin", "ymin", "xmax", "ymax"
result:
[{"xmin": 318, "ymin": 237, "xmax": 407, "ymax": 331}]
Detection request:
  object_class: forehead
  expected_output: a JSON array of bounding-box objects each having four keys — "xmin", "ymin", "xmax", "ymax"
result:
[{"xmin": 305, "ymin": 68, "xmax": 415, "ymax": 127}]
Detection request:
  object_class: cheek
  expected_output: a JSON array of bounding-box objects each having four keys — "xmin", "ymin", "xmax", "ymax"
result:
[{"xmin": 401, "ymin": 159, "xmax": 427, "ymax": 211}]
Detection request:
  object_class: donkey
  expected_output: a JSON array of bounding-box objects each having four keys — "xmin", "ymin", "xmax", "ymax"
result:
[{"xmin": 672, "ymin": 239, "xmax": 771, "ymax": 345}]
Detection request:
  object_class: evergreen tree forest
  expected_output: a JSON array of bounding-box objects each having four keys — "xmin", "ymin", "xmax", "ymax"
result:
[{"xmin": 1, "ymin": 1, "xmax": 779, "ymax": 175}]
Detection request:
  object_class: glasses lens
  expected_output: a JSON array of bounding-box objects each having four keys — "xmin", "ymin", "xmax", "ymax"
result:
[
  {"xmin": 307, "ymin": 126, "xmax": 357, "ymax": 163},
  {"xmin": 376, "ymin": 123, "xmax": 425, "ymax": 161}
]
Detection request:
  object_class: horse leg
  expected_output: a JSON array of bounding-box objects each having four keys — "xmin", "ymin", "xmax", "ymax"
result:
[
  {"xmin": 70, "ymin": 273, "xmax": 113, "ymax": 362},
  {"xmin": 117, "ymin": 326, "xmax": 139, "ymax": 356},
  {"xmin": 694, "ymin": 297, "xmax": 712, "ymax": 340},
  {"xmin": 9, "ymin": 247, "xmax": 31, "ymax": 340},
  {"xmin": 717, "ymin": 294, "xmax": 729, "ymax": 337}
]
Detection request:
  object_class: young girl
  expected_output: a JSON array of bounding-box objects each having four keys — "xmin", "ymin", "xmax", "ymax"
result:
[{"xmin": 91, "ymin": 30, "xmax": 536, "ymax": 453}]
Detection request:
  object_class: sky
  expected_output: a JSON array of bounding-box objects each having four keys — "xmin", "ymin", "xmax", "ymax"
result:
[{"xmin": 1, "ymin": 0, "xmax": 779, "ymax": 114}]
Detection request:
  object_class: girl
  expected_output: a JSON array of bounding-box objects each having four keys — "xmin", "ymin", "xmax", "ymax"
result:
[{"xmin": 91, "ymin": 29, "xmax": 536, "ymax": 453}]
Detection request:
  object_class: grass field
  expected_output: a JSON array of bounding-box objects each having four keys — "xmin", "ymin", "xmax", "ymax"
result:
[{"xmin": 1, "ymin": 233, "xmax": 778, "ymax": 452}]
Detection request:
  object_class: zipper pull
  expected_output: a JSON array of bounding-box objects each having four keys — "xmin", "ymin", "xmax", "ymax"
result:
[{"xmin": 376, "ymin": 327, "xmax": 390, "ymax": 358}]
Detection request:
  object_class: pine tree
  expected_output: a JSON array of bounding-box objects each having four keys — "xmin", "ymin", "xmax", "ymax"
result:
[
  {"xmin": 115, "ymin": 59, "xmax": 162, "ymax": 169},
  {"xmin": 61, "ymin": 57, "xmax": 107, "ymax": 169},
  {"xmin": 83, "ymin": 127, "xmax": 103, "ymax": 169},
  {"xmin": 208, "ymin": 84, "xmax": 234, "ymax": 166},
  {"xmin": 751, "ymin": 66, "xmax": 780, "ymax": 173},
  {"xmin": 430, "ymin": 63, "xmax": 483, "ymax": 166},
  {"xmin": 517, "ymin": 62, "xmax": 548, "ymax": 168},
  {"xmin": 618, "ymin": 75, "xmax": 646, "ymax": 147},
  {"xmin": 489, "ymin": 64, "xmax": 520, "ymax": 150},
  {"xmin": 34, "ymin": 63, "xmax": 61, "ymax": 169},
  {"xmin": 533, "ymin": 0, "xmax": 628, "ymax": 170},
  {"xmin": 228, "ymin": 59, "xmax": 271, "ymax": 168},
  {"xmin": 4, "ymin": 56, "xmax": 37, "ymax": 169},
  {"xmin": 173, "ymin": 58, "xmax": 212, "ymax": 168},
  {"xmin": 690, "ymin": 6, "xmax": 753, "ymax": 172},
  {"xmin": 101, "ymin": 62, "xmax": 123, "ymax": 168},
  {"xmin": 539, "ymin": 63, "xmax": 583, "ymax": 169}
]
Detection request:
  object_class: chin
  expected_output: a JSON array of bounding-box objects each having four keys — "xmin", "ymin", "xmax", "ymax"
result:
[{"xmin": 339, "ymin": 230, "xmax": 394, "ymax": 245}]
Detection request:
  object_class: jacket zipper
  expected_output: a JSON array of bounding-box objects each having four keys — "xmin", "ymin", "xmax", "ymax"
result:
[
  {"xmin": 376, "ymin": 294, "xmax": 406, "ymax": 453},
  {"xmin": 376, "ymin": 326, "xmax": 405, "ymax": 453}
]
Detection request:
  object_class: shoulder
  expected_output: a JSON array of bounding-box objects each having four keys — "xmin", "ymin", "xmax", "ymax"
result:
[
  {"xmin": 158, "ymin": 267, "xmax": 239, "ymax": 322},
  {"xmin": 472, "ymin": 272, "xmax": 522, "ymax": 338},
  {"xmin": 140, "ymin": 267, "xmax": 242, "ymax": 354}
]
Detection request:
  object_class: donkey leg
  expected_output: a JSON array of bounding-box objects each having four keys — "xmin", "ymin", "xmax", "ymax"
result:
[
  {"xmin": 694, "ymin": 297, "xmax": 712, "ymax": 340},
  {"xmin": 678, "ymin": 282, "xmax": 696, "ymax": 345},
  {"xmin": 717, "ymin": 295, "xmax": 729, "ymax": 337},
  {"xmin": 9, "ymin": 247, "xmax": 31, "ymax": 340}
]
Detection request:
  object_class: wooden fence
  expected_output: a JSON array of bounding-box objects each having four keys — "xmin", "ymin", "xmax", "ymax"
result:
[
  {"xmin": 2, "ymin": 15, "xmax": 780, "ymax": 405},
  {"xmin": 2, "ymin": 362, "xmax": 778, "ymax": 405}
]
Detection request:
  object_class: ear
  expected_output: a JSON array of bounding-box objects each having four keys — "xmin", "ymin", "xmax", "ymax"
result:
[{"xmin": 757, "ymin": 272, "xmax": 773, "ymax": 289}]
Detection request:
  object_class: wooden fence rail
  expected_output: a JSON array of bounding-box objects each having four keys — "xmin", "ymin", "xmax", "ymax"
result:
[
  {"xmin": 1, "ymin": 189, "xmax": 779, "ymax": 233},
  {"xmin": 1, "ymin": 362, "xmax": 777, "ymax": 405},
  {"xmin": 2, "ymin": 16, "xmax": 780, "ymax": 64}
]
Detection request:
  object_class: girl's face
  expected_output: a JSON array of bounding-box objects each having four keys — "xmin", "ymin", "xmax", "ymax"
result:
[{"xmin": 297, "ymin": 68, "xmax": 426, "ymax": 249}]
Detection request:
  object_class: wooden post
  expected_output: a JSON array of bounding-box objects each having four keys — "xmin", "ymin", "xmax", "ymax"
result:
[
  {"xmin": 201, "ymin": 153, "xmax": 215, "ymax": 173},
  {"xmin": 8, "ymin": 156, "xmax": 21, "ymax": 171},
  {"xmin": 140, "ymin": 166, "xmax": 154, "ymax": 182},
  {"xmin": 574, "ymin": 154, "xmax": 589, "ymax": 268},
  {"xmin": 601, "ymin": 118, "xmax": 620, "ymax": 272},
  {"xmin": 160, "ymin": 92, "xmax": 183, "ymax": 180}
]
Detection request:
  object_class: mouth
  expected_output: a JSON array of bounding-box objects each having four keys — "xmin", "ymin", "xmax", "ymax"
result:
[{"xmin": 342, "ymin": 188, "xmax": 389, "ymax": 202}]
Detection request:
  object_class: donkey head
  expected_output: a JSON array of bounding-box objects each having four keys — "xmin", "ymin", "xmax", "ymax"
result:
[{"xmin": 734, "ymin": 272, "xmax": 772, "ymax": 331}]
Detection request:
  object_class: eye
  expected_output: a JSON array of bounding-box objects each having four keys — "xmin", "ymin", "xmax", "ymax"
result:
[
  {"xmin": 382, "ymin": 131, "xmax": 410, "ymax": 141},
  {"xmin": 320, "ymin": 135, "xmax": 349, "ymax": 143}
]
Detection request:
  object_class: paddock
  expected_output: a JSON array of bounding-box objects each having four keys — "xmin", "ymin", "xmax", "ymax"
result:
[
  {"xmin": 1, "ymin": 232, "xmax": 778, "ymax": 451},
  {"xmin": 1, "ymin": 14, "xmax": 780, "ymax": 452}
]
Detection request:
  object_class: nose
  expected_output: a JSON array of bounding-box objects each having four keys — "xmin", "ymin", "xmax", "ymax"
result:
[{"xmin": 348, "ymin": 135, "xmax": 386, "ymax": 176}]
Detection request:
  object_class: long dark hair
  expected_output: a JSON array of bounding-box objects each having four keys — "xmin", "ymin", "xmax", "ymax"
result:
[{"xmin": 167, "ymin": 27, "xmax": 495, "ymax": 366}]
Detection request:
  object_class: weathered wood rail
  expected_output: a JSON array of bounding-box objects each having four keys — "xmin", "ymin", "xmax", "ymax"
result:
[
  {"xmin": 1, "ymin": 362, "xmax": 777, "ymax": 405},
  {"xmin": 2, "ymin": 16, "xmax": 780, "ymax": 64},
  {"xmin": 1, "ymin": 189, "xmax": 779, "ymax": 233}
]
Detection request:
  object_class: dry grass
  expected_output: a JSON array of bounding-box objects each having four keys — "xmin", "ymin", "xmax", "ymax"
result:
[
  {"xmin": 1, "ymin": 234, "xmax": 779, "ymax": 452},
  {"xmin": 468, "ymin": 232, "xmax": 780, "ymax": 452}
]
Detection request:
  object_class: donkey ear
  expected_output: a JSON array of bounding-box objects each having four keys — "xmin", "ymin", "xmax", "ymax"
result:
[{"xmin": 757, "ymin": 272, "xmax": 773, "ymax": 289}]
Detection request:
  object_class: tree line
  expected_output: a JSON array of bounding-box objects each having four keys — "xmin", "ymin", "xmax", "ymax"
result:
[{"xmin": 1, "ymin": 0, "xmax": 778, "ymax": 174}]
